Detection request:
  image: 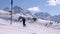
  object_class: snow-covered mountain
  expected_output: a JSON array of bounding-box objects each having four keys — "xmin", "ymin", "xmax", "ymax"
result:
[
  {"xmin": 47, "ymin": 15, "xmax": 60, "ymax": 23},
  {"xmin": 0, "ymin": 10, "xmax": 33, "ymax": 22},
  {"xmin": 4, "ymin": 6, "xmax": 34, "ymax": 17},
  {"xmin": 34, "ymin": 12, "xmax": 60, "ymax": 23},
  {"xmin": 0, "ymin": 10, "xmax": 10, "ymax": 19},
  {"xmin": 0, "ymin": 9, "xmax": 60, "ymax": 34},
  {"xmin": 34, "ymin": 12, "xmax": 51, "ymax": 19},
  {"xmin": 3, "ymin": 6, "xmax": 60, "ymax": 23},
  {"xmin": 0, "ymin": 10, "xmax": 10, "ymax": 15}
]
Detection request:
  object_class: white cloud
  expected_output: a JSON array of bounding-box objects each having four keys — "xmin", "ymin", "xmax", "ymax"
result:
[
  {"xmin": 56, "ymin": 0, "xmax": 60, "ymax": 4},
  {"xmin": 27, "ymin": 7, "xmax": 40, "ymax": 12},
  {"xmin": 47, "ymin": 0, "xmax": 60, "ymax": 6}
]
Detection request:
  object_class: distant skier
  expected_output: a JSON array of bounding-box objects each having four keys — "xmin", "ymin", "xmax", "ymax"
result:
[{"xmin": 18, "ymin": 16, "xmax": 26, "ymax": 27}]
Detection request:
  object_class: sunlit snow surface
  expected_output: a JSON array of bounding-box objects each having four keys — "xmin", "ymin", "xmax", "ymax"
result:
[
  {"xmin": 0, "ymin": 18, "xmax": 60, "ymax": 34},
  {"xmin": 0, "ymin": 10, "xmax": 60, "ymax": 34}
]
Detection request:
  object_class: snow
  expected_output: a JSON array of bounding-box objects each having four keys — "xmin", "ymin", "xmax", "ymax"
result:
[
  {"xmin": 0, "ymin": 18, "xmax": 60, "ymax": 34},
  {"xmin": 0, "ymin": 10, "xmax": 33, "ymax": 21},
  {"xmin": 0, "ymin": 10, "xmax": 10, "ymax": 15},
  {"xmin": 0, "ymin": 10, "xmax": 60, "ymax": 34}
]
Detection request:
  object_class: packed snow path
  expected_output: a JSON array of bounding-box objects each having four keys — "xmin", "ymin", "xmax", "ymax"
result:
[{"xmin": 0, "ymin": 19, "xmax": 60, "ymax": 34}]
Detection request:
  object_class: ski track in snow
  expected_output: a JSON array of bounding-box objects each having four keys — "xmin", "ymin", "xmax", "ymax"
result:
[{"xmin": 0, "ymin": 18, "xmax": 60, "ymax": 34}]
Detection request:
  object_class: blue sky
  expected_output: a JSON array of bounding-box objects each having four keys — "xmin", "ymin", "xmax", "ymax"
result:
[{"xmin": 0, "ymin": 0, "xmax": 60, "ymax": 16}]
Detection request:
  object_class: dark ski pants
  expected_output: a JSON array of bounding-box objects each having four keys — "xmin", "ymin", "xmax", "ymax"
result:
[{"xmin": 23, "ymin": 20, "xmax": 26, "ymax": 26}]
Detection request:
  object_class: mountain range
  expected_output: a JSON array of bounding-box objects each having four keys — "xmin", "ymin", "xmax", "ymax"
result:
[
  {"xmin": 4, "ymin": 6, "xmax": 34, "ymax": 17},
  {"xmin": 3, "ymin": 6, "xmax": 60, "ymax": 22}
]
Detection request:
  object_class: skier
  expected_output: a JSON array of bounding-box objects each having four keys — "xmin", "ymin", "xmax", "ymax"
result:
[
  {"xmin": 18, "ymin": 16, "xmax": 26, "ymax": 27},
  {"xmin": 22, "ymin": 17, "xmax": 26, "ymax": 27}
]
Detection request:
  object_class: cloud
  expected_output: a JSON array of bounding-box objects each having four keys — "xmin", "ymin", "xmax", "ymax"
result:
[
  {"xmin": 27, "ymin": 7, "xmax": 40, "ymax": 12},
  {"xmin": 47, "ymin": 0, "xmax": 60, "ymax": 6}
]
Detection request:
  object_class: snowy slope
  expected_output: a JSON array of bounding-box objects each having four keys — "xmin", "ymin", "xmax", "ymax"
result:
[
  {"xmin": 0, "ymin": 10, "xmax": 60, "ymax": 34},
  {"xmin": 0, "ymin": 10, "xmax": 10, "ymax": 20},
  {"xmin": 0, "ymin": 18, "xmax": 60, "ymax": 34},
  {"xmin": 37, "ymin": 19, "xmax": 60, "ymax": 29},
  {"xmin": 0, "ymin": 10, "xmax": 33, "ymax": 21},
  {"xmin": 0, "ymin": 10, "xmax": 9, "ymax": 15}
]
